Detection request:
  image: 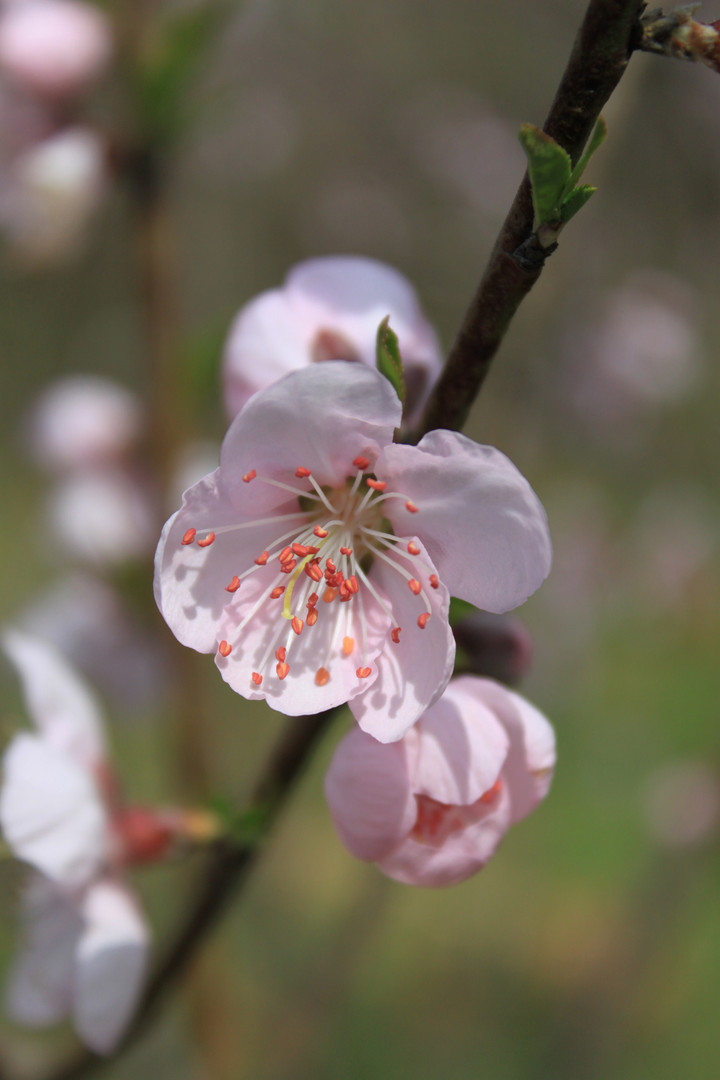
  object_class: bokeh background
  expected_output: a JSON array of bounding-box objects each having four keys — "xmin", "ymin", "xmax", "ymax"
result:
[{"xmin": 1, "ymin": 0, "xmax": 720, "ymax": 1077}]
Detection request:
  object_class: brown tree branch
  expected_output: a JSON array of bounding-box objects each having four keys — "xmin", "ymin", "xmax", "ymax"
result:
[{"xmin": 416, "ymin": 0, "xmax": 647, "ymax": 439}]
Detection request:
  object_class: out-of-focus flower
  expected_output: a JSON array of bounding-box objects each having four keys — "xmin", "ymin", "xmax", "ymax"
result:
[
  {"xmin": 452, "ymin": 610, "xmax": 534, "ymax": 685},
  {"xmin": 222, "ymin": 255, "xmax": 444, "ymax": 425},
  {"xmin": 0, "ymin": 0, "xmax": 112, "ymax": 100},
  {"xmin": 155, "ymin": 362, "xmax": 551, "ymax": 742},
  {"xmin": 324, "ymin": 676, "xmax": 556, "ymax": 886},
  {"xmin": 27, "ymin": 376, "xmax": 142, "ymax": 473},
  {"xmin": 0, "ymin": 126, "xmax": 105, "ymax": 264}
]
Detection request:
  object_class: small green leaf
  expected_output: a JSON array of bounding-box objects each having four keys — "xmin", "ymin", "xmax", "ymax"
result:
[
  {"xmin": 519, "ymin": 123, "xmax": 572, "ymax": 227},
  {"xmin": 376, "ymin": 316, "xmax": 406, "ymax": 405},
  {"xmin": 228, "ymin": 805, "xmax": 271, "ymax": 847},
  {"xmin": 559, "ymin": 184, "xmax": 596, "ymax": 224},
  {"xmin": 566, "ymin": 116, "xmax": 607, "ymax": 192}
]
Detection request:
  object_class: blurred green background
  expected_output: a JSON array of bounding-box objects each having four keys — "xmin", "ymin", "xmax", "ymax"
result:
[{"xmin": 1, "ymin": 0, "xmax": 720, "ymax": 1077}]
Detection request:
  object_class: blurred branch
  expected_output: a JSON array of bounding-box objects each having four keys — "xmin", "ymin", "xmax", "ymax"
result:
[
  {"xmin": 37, "ymin": 708, "xmax": 339, "ymax": 1080},
  {"xmin": 416, "ymin": 0, "xmax": 647, "ymax": 438}
]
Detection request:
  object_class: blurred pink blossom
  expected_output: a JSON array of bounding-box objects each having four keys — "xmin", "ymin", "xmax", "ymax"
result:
[
  {"xmin": 222, "ymin": 255, "xmax": 444, "ymax": 425},
  {"xmin": 155, "ymin": 362, "xmax": 551, "ymax": 742},
  {"xmin": 0, "ymin": 0, "xmax": 112, "ymax": 100},
  {"xmin": 325, "ymin": 676, "xmax": 555, "ymax": 887}
]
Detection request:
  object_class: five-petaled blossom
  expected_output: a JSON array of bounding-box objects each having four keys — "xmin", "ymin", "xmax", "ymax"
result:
[
  {"xmin": 154, "ymin": 362, "xmax": 551, "ymax": 742},
  {"xmin": 324, "ymin": 676, "xmax": 556, "ymax": 886},
  {"xmin": 221, "ymin": 255, "xmax": 444, "ymax": 424},
  {"xmin": 0, "ymin": 632, "xmax": 185, "ymax": 1053}
]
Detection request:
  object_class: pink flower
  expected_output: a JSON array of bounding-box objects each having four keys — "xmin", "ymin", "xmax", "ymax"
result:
[
  {"xmin": 0, "ymin": 631, "xmax": 171, "ymax": 1052},
  {"xmin": 0, "ymin": 0, "xmax": 112, "ymax": 100},
  {"xmin": 324, "ymin": 676, "xmax": 556, "ymax": 886},
  {"xmin": 154, "ymin": 362, "xmax": 551, "ymax": 742},
  {"xmin": 222, "ymin": 255, "xmax": 444, "ymax": 424}
]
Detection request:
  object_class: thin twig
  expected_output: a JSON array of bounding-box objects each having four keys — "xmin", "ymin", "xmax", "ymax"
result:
[{"xmin": 416, "ymin": 0, "xmax": 647, "ymax": 439}]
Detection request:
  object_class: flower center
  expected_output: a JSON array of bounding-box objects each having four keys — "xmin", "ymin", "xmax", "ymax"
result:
[
  {"xmin": 180, "ymin": 456, "xmax": 441, "ymax": 690},
  {"xmin": 411, "ymin": 780, "xmax": 503, "ymax": 847}
]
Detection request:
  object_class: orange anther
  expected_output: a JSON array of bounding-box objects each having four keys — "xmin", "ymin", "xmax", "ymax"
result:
[
  {"xmin": 291, "ymin": 616, "xmax": 304, "ymax": 635},
  {"xmin": 429, "ymin": 574, "xmax": 439, "ymax": 590},
  {"xmin": 408, "ymin": 578, "xmax": 422, "ymax": 595},
  {"xmin": 275, "ymin": 647, "xmax": 286, "ymax": 662},
  {"xmin": 225, "ymin": 576, "xmax": 241, "ymax": 593},
  {"xmin": 295, "ymin": 466, "xmax": 311, "ymax": 478},
  {"xmin": 314, "ymin": 526, "xmax": 329, "ymax": 538},
  {"xmin": 279, "ymin": 546, "xmax": 293, "ymax": 563},
  {"xmin": 242, "ymin": 469, "xmax": 257, "ymax": 483},
  {"xmin": 276, "ymin": 661, "xmax": 289, "ymax": 680},
  {"xmin": 307, "ymin": 608, "xmax": 318, "ymax": 627},
  {"xmin": 270, "ymin": 586, "xmax": 284, "ymax": 599},
  {"xmin": 326, "ymin": 559, "xmax": 336, "ymax": 574},
  {"xmin": 254, "ymin": 551, "xmax": 269, "ymax": 566},
  {"xmin": 480, "ymin": 779, "xmax": 502, "ymax": 805},
  {"xmin": 391, "ymin": 627, "xmax": 401, "ymax": 644},
  {"xmin": 347, "ymin": 575, "xmax": 359, "ymax": 594},
  {"xmin": 315, "ymin": 667, "xmax": 330, "ymax": 686},
  {"xmin": 197, "ymin": 532, "xmax": 215, "ymax": 548},
  {"xmin": 356, "ymin": 666, "xmax": 372, "ymax": 679},
  {"xmin": 251, "ymin": 672, "xmax": 263, "ymax": 686},
  {"xmin": 323, "ymin": 586, "xmax": 339, "ymax": 603},
  {"xmin": 292, "ymin": 543, "xmax": 310, "ymax": 557},
  {"xmin": 353, "ymin": 456, "xmax": 370, "ymax": 470},
  {"xmin": 407, "ymin": 541, "xmax": 421, "ymax": 556},
  {"xmin": 417, "ymin": 612, "xmax": 430, "ymax": 629},
  {"xmin": 280, "ymin": 559, "xmax": 297, "ymax": 574},
  {"xmin": 305, "ymin": 562, "xmax": 323, "ymax": 582},
  {"xmin": 218, "ymin": 640, "xmax": 232, "ymax": 657},
  {"xmin": 366, "ymin": 479, "xmax": 386, "ymax": 492},
  {"xmin": 343, "ymin": 636, "xmax": 355, "ymax": 656},
  {"xmin": 339, "ymin": 546, "xmax": 353, "ymax": 556},
  {"xmin": 405, "ymin": 500, "xmax": 419, "ymax": 513},
  {"xmin": 307, "ymin": 592, "xmax": 319, "ymax": 607},
  {"xmin": 181, "ymin": 528, "xmax": 196, "ymax": 545}
]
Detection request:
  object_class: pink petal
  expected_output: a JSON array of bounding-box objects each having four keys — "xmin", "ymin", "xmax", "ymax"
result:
[
  {"xmin": 324, "ymin": 724, "xmax": 417, "ymax": 861},
  {"xmin": 377, "ymin": 783, "xmax": 512, "ymax": 887},
  {"xmin": 5, "ymin": 874, "xmax": 81, "ymax": 1027},
  {"xmin": 467, "ymin": 678, "xmax": 556, "ymax": 822},
  {"xmin": 219, "ymin": 362, "xmax": 402, "ymax": 512},
  {"xmin": 0, "ymin": 735, "xmax": 108, "ymax": 886},
  {"xmin": 222, "ymin": 288, "xmax": 308, "ymax": 418},
  {"xmin": 377, "ymin": 431, "xmax": 552, "ymax": 613},
  {"xmin": 3, "ymin": 629, "xmax": 105, "ymax": 770},
  {"xmin": 73, "ymin": 879, "xmax": 149, "ymax": 1054},
  {"xmin": 414, "ymin": 678, "xmax": 510, "ymax": 805},
  {"xmin": 349, "ymin": 540, "xmax": 455, "ymax": 743}
]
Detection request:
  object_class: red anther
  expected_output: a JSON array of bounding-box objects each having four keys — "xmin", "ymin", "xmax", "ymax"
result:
[
  {"xmin": 333, "ymin": 571, "xmax": 345, "ymax": 587},
  {"xmin": 366, "ymin": 479, "xmax": 386, "ymax": 492},
  {"xmin": 391, "ymin": 627, "xmax": 402, "ymax": 644},
  {"xmin": 339, "ymin": 581, "xmax": 352, "ymax": 600},
  {"xmin": 339, "ymin": 546, "xmax": 353, "ymax": 556},
  {"xmin": 343, "ymin": 636, "xmax": 355, "ymax": 655},
  {"xmin": 276, "ymin": 661, "xmax": 290, "ymax": 680},
  {"xmin": 305, "ymin": 562, "xmax": 323, "ymax": 582},
  {"xmin": 407, "ymin": 541, "xmax": 421, "ymax": 556},
  {"xmin": 225, "ymin": 576, "xmax": 241, "ymax": 593},
  {"xmin": 251, "ymin": 672, "xmax": 263, "ymax": 686},
  {"xmin": 242, "ymin": 469, "xmax": 257, "ymax": 483},
  {"xmin": 315, "ymin": 666, "xmax": 330, "ymax": 686},
  {"xmin": 254, "ymin": 551, "xmax": 269, "ymax": 566},
  {"xmin": 291, "ymin": 616, "xmax": 304, "ymax": 635},
  {"xmin": 405, "ymin": 500, "xmax": 419, "ymax": 513},
  {"xmin": 280, "ymin": 559, "xmax": 297, "ymax": 574},
  {"xmin": 417, "ymin": 612, "xmax": 430, "ymax": 629},
  {"xmin": 356, "ymin": 666, "xmax": 372, "ymax": 679},
  {"xmin": 314, "ymin": 526, "xmax": 329, "ymax": 538},
  {"xmin": 323, "ymin": 586, "xmax": 339, "ymax": 603},
  {"xmin": 347, "ymin": 575, "xmax": 359, "ymax": 594},
  {"xmin": 197, "ymin": 532, "xmax": 215, "ymax": 548},
  {"xmin": 429, "ymin": 574, "xmax": 439, "ymax": 590},
  {"xmin": 408, "ymin": 578, "xmax": 422, "ymax": 595},
  {"xmin": 353, "ymin": 456, "xmax": 370, "ymax": 470},
  {"xmin": 181, "ymin": 528, "xmax": 196, "ymax": 545},
  {"xmin": 307, "ymin": 592, "xmax": 319, "ymax": 607},
  {"xmin": 295, "ymin": 466, "xmax": 311, "ymax": 478},
  {"xmin": 326, "ymin": 558, "xmax": 336, "ymax": 574},
  {"xmin": 218, "ymin": 640, "xmax": 232, "ymax": 657},
  {"xmin": 270, "ymin": 586, "xmax": 284, "ymax": 599},
  {"xmin": 307, "ymin": 608, "xmax": 318, "ymax": 627},
  {"xmin": 480, "ymin": 778, "xmax": 502, "ymax": 805},
  {"xmin": 275, "ymin": 647, "xmax": 286, "ymax": 662},
  {"xmin": 292, "ymin": 543, "xmax": 310, "ymax": 557},
  {"xmin": 278, "ymin": 546, "xmax": 293, "ymax": 563}
]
